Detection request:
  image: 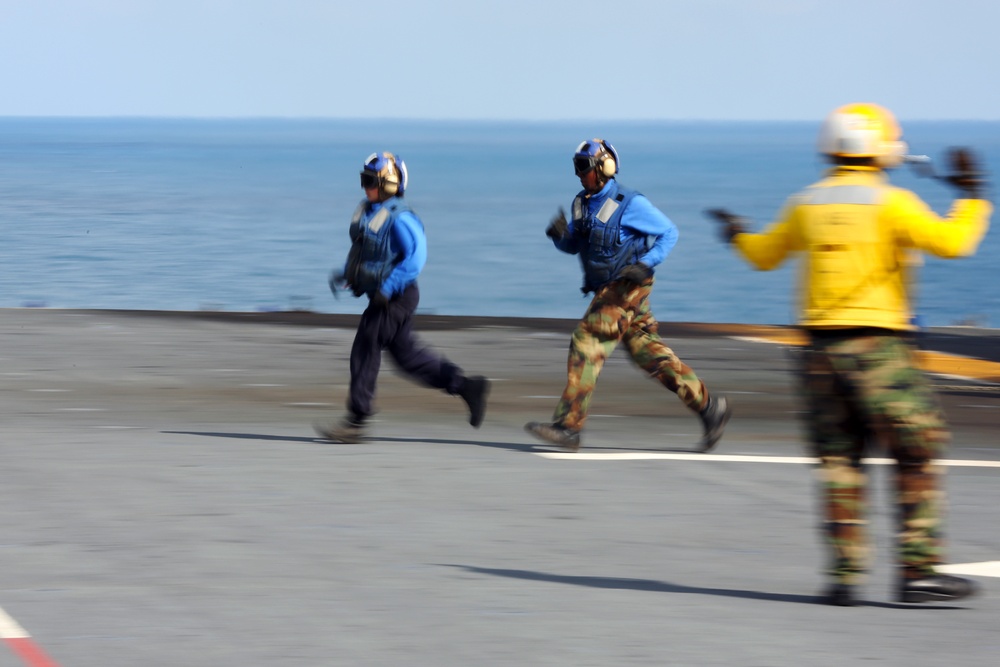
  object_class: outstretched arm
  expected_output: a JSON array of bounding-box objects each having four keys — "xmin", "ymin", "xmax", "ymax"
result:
[{"xmin": 889, "ymin": 189, "xmax": 991, "ymax": 258}]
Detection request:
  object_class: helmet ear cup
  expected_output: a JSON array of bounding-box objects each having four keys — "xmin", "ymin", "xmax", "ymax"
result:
[
  {"xmin": 599, "ymin": 140, "xmax": 619, "ymax": 177},
  {"xmin": 381, "ymin": 154, "xmax": 404, "ymax": 195},
  {"xmin": 385, "ymin": 155, "xmax": 407, "ymax": 196},
  {"xmin": 382, "ymin": 173, "xmax": 399, "ymax": 195}
]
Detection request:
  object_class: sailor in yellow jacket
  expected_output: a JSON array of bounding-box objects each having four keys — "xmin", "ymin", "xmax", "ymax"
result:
[{"xmin": 711, "ymin": 103, "xmax": 991, "ymax": 606}]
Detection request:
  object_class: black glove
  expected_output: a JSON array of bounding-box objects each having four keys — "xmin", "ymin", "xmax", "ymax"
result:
[
  {"xmin": 943, "ymin": 147, "xmax": 987, "ymax": 199},
  {"xmin": 546, "ymin": 208, "xmax": 569, "ymax": 241},
  {"xmin": 328, "ymin": 271, "xmax": 346, "ymax": 299},
  {"xmin": 705, "ymin": 208, "xmax": 749, "ymax": 243},
  {"xmin": 337, "ymin": 242, "xmax": 365, "ymax": 298},
  {"xmin": 619, "ymin": 263, "xmax": 653, "ymax": 284},
  {"xmin": 333, "ymin": 271, "xmax": 365, "ymax": 298}
]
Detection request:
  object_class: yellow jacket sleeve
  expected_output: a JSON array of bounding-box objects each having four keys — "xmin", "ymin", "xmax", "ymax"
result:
[
  {"xmin": 887, "ymin": 190, "xmax": 991, "ymax": 258},
  {"xmin": 732, "ymin": 201, "xmax": 803, "ymax": 270}
]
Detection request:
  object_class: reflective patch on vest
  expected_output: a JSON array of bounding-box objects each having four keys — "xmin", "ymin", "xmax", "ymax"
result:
[
  {"xmin": 367, "ymin": 207, "xmax": 390, "ymax": 233},
  {"xmin": 595, "ymin": 198, "xmax": 620, "ymax": 224},
  {"xmin": 351, "ymin": 202, "xmax": 365, "ymax": 225},
  {"xmin": 805, "ymin": 185, "xmax": 881, "ymax": 206},
  {"xmin": 572, "ymin": 196, "xmax": 584, "ymax": 223}
]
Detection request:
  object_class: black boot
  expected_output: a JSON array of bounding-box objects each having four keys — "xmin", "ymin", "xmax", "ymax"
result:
[
  {"xmin": 898, "ymin": 574, "xmax": 979, "ymax": 603},
  {"xmin": 698, "ymin": 395, "xmax": 732, "ymax": 452},
  {"xmin": 822, "ymin": 582, "xmax": 857, "ymax": 606},
  {"xmin": 460, "ymin": 376, "xmax": 490, "ymax": 428}
]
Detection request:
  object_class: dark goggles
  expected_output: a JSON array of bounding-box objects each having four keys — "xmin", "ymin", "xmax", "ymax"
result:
[
  {"xmin": 573, "ymin": 155, "xmax": 599, "ymax": 175},
  {"xmin": 360, "ymin": 171, "xmax": 380, "ymax": 189}
]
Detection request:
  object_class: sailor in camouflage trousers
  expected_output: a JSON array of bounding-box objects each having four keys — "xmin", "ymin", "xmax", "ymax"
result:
[
  {"xmin": 803, "ymin": 333, "xmax": 950, "ymax": 589},
  {"xmin": 715, "ymin": 103, "xmax": 991, "ymax": 605},
  {"xmin": 525, "ymin": 138, "xmax": 731, "ymax": 453},
  {"xmin": 552, "ymin": 277, "xmax": 706, "ymax": 431}
]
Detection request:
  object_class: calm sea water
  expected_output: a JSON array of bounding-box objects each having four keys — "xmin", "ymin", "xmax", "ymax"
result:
[{"xmin": 1, "ymin": 118, "xmax": 998, "ymax": 327}]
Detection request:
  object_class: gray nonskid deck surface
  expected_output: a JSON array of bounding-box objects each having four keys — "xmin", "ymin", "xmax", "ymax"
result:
[{"xmin": 1, "ymin": 309, "xmax": 997, "ymax": 667}]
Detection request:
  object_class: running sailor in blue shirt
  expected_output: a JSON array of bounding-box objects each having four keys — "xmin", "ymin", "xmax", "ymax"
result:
[
  {"xmin": 525, "ymin": 139, "xmax": 731, "ymax": 452},
  {"xmin": 316, "ymin": 152, "xmax": 490, "ymax": 443}
]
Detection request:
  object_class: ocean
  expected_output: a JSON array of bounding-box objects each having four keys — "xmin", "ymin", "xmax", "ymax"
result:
[{"xmin": 1, "ymin": 117, "xmax": 998, "ymax": 327}]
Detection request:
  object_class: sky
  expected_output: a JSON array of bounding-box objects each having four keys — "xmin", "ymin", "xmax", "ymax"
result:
[{"xmin": 1, "ymin": 0, "xmax": 999, "ymax": 121}]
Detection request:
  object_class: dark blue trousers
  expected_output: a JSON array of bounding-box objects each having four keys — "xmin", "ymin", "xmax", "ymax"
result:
[{"xmin": 347, "ymin": 282, "xmax": 465, "ymax": 419}]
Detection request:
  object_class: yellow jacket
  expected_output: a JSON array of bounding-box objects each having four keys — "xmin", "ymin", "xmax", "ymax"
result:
[{"xmin": 733, "ymin": 166, "xmax": 991, "ymax": 330}]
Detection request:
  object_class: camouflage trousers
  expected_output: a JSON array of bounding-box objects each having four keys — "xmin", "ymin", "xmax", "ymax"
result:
[
  {"xmin": 552, "ymin": 278, "xmax": 707, "ymax": 431},
  {"xmin": 802, "ymin": 330, "xmax": 950, "ymax": 584}
]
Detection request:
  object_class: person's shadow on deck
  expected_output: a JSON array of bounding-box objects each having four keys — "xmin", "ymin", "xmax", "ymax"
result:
[
  {"xmin": 161, "ymin": 431, "xmax": 708, "ymax": 453},
  {"xmin": 161, "ymin": 431, "xmax": 538, "ymax": 452},
  {"xmin": 436, "ymin": 564, "xmax": 961, "ymax": 610}
]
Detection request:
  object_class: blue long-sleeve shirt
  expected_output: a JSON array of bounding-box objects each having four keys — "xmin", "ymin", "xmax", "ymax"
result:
[
  {"xmin": 553, "ymin": 180, "xmax": 679, "ymax": 269},
  {"xmin": 380, "ymin": 209, "xmax": 426, "ymax": 298}
]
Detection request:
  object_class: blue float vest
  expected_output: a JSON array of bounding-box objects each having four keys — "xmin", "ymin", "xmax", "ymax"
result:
[
  {"xmin": 572, "ymin": 181, "xmax": 649, "ymax": 293},
  {"xmin": 348, "ymin": 197, "xmax": 411, "ymax": 298}
]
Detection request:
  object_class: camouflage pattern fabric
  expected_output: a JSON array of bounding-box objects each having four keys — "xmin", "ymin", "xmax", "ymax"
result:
[
  {"xmin": 552, "ymin": 277, "xmax": 707, "ymax": 431},
  {"xmin": 802, "ymin": 332, "xmax": 949, "ymax": 584}
]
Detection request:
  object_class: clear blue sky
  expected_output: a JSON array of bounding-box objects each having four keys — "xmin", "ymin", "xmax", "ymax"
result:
[{"xmin": 2, "ymin": 0, "xmax": 998, "ymax": 121}]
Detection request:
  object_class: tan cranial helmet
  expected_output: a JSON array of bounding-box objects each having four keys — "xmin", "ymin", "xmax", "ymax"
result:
[
  {"xmin": 360, "ymin": 151, "xmax": 408, "ymax": 196},
  {"xmin": 817, "ymin": 103, "xmax": 908, "ymax": 168}
]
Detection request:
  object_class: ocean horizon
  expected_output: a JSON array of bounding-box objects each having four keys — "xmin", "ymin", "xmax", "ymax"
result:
[{"xmin": 1, "ymin": 117, "xmax": 997, "ymax": 327}]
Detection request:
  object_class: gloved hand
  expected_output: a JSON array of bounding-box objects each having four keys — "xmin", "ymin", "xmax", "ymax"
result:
[
  {"xmin": 619, "ymin": 263, "xmax": 653, "ymax": 284},
  {"xmin": 546, "ymin": 208, "xmax": 569, "ymax": 241},
  {"xmin": 331, "ymin": 270, "xmax": 365, "ymax": 298},
  {"xmin": 944, "ymin": 147, "xmax": 987, "ymax": 199},
  {"xmin": 328, "ymin": 271, "xmax": 346, "ymax": 299},
  {"xmin": 705, "ymin": 208, "xmax": 749, "ymax": 243}
]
